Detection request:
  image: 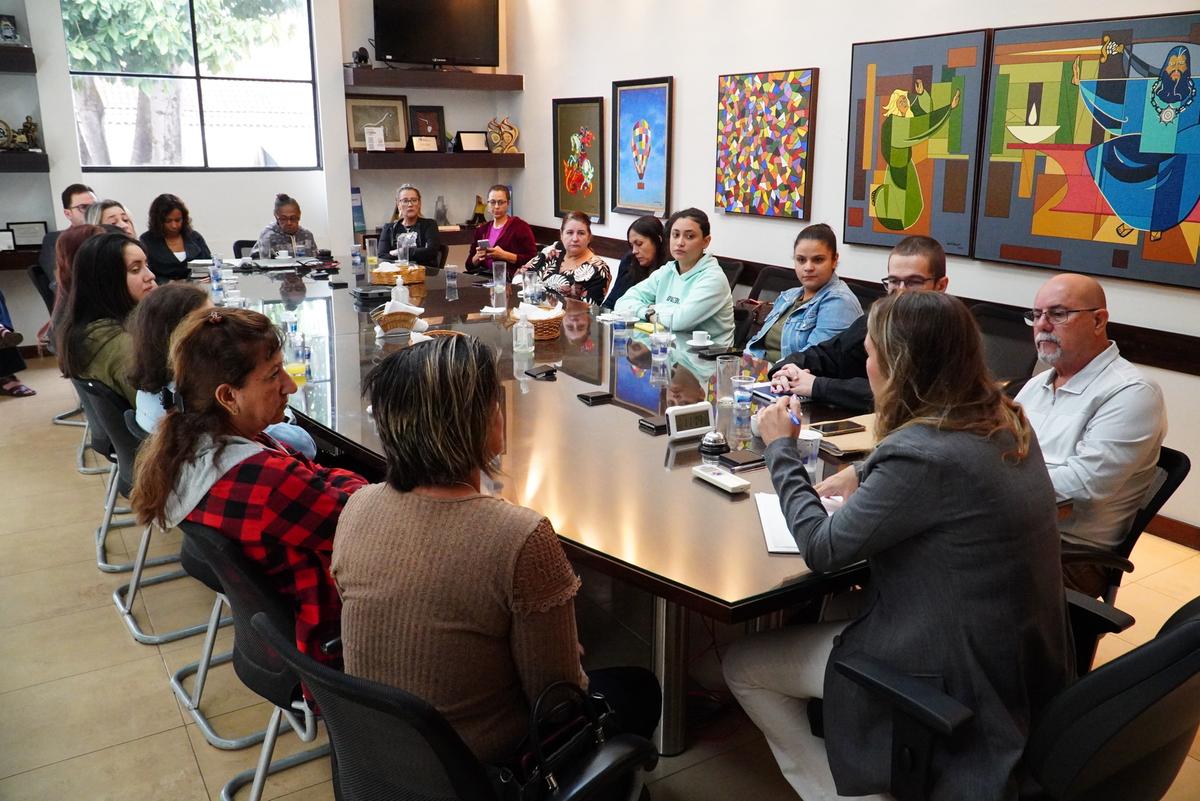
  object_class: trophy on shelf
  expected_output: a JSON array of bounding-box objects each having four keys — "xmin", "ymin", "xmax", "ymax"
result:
[{"xmin": 486, "ymin": 117, "xmax": 519, "ymax": 154}]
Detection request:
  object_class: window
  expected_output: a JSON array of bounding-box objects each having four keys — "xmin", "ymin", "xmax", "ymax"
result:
[{"xmin": 60, "ymin": 0, "xmax": 319, "ymax": 170}]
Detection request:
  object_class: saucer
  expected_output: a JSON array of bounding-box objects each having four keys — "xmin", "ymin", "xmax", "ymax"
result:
[{"xmin": 686, "ymin": 338, "xmax": 712, "ymax": 348}]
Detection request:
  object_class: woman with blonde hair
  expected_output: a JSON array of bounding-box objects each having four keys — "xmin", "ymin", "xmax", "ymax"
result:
[{"xmin": 724, "ymin": 291, "xmax": 1071, "ymax": 801}]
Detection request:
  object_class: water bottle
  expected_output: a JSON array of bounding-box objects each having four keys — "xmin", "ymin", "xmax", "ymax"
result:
[
  {"xmin": 444, "ymin": 264, "xmax": 459, "ymax": 301},
  {"xmin": 295, "ymin": 241, "xmax": 308, "ymax": 260},
  {"xmin": 513, "ymin": 308, "xmax": 534, "ymax": 354},
  {"xmin": 611, "ymin": 316, "xmax": 629, "ymax": 357},
  {"xmin": 350, "ymin": 244, "xmax": 364, "ymax": 278},
  {"xmin": 732, "ymin": 379, "xmax": 753, "ymax": 441},
  {"xmin": 208, "ymin": 254, "xmax": 224, "ymax": 305}
]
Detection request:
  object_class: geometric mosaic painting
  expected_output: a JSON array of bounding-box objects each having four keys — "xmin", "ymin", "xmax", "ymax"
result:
[
  {"xmin": 715, "ymin": 68, "xmax": 818, "ymax": 219},
  {"xmin": 975, "ymin": 12, "xmax": 1200, "ymax": 288},
  {"xmin": 844, "ymin": 31, "xmax": 987, "ymax": 256}
]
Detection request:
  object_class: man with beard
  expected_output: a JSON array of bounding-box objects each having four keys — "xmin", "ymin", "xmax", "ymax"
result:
[
  {"xmin": 1073, "ymin": 42, "xmax": 1199, "ymax": 240},
  {"xmin": 1015, "ymin": 273, "xmax": 1166, "ymax": 596}
]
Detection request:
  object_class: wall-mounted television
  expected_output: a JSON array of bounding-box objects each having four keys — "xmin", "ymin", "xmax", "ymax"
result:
[{"xmin": 373, "ymin": 0, "xmax": 500, "ymax": 67}]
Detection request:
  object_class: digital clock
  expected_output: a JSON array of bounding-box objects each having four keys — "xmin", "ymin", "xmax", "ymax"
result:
[{"xmin": 665, "ymin": 401, "xmax": 715, "ymax": 442}]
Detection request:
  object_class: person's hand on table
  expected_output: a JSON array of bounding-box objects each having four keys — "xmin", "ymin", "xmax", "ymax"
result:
[
  {"xmin": 815, "ymin": 465, "xmax": 859, "ymax": 499},
  {"xmin": 758, "ymin": 395, "xmax": 802, "ymax": 446},
  {"xmin": 771, "ymin": 363, "xmax": 817, "ymax": 396}
]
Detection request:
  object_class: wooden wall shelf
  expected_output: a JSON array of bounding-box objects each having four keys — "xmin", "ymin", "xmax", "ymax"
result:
[
  {"xmin": 350, "ymin": 151, "xmax": 523, "ymax": 170},
  {"xmin": 344, "ymin": 67, "xmax": 522, "ymax": 91},
  {"xmin": 0, "ymin": 151, "xmax": 49, "ymax": 172},
  {"xmin": 0, "ymin": 45, "xmax": 36, "ymax": 73}
]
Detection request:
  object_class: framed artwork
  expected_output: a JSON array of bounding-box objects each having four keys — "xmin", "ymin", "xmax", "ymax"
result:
[
  {"xmin": 408, "ymin": 105, "xmax": 446, "ymax": 151},
  {"xmin": 715, "ymin": 68, "xmax": 818, "ymax": 219},
  {"xmin": 0, "ymin": 15, "xmax": 22, "ymax": 44},
  {"xmin": 6, "ymin": 221, "xmax": 47, "ymax": 247},
  {"xmin": 455, "ymin": 131, "xmax": 489, "ymax": 152},
  {"xmin": 612, "ymin": 76, "xmax": 673, "ymax": 217},
  {"xmin": 0, "ymin": 230, "xmax": 14, "ymax": 252},
  {"xmin": 975, "ymin": 12, "xmax": 1200, "ymax": 288},
  {"xmin": 844, "ymin": 31, "xmax": 987, "ymax": 256},
  {"xmin": 552, "ymin": 97, "xmax": 605, "ymax": 223},
  {"xmin": 345, "ymin": 96, "xmax": 407, "ymax": 150}
]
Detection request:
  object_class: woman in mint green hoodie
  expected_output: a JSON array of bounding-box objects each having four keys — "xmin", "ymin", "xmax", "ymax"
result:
[{"xmin": 614, "ymin": 208, "xmax": 734, "ymax": 346}]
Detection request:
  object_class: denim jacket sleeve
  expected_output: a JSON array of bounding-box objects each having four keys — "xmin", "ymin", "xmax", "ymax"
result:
[{"xmin": 786, "ymin": 281, "xmax": 862, "ymax": 355}]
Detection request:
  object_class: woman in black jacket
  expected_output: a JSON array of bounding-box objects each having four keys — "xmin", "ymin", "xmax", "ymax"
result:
[
  {"xmin": 378, "ymin": 184, "xmax": 442, "ymax": 267},
  {"xmin": 139, "ymin": 194, "xmax": 212, "ymax": 282},
  {"xmin": 601, "ymin": 215, "xmax": 666, "ymax": 308}
]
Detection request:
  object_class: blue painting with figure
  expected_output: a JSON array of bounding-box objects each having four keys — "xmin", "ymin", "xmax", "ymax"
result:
[{"xmin": 613, "ymin": 77, "xmax": 673, "ymax": 217}]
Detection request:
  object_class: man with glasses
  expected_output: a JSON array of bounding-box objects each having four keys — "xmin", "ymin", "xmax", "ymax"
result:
[
  {"xmin": 39, "ymin": 183, "xmax": 98, "ymax": 293},
  {"xmin": 769, "ymin": 235, "xmax": 948, "ymax": 412},
  {"xmin": 378, "ymin": 184, "xmax": 441, "ymax": 268},
  {"xmin": 1015, "ymin": 273, "xmax": 1166, "ymax": 596}
]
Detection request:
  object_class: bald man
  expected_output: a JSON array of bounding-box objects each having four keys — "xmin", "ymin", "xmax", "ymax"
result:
[{"xmin": 1015, "ymin": 273, "xmax": 1166, "ymax": 596}]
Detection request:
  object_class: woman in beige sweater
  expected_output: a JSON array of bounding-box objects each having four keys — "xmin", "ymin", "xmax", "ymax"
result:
[{"xmin": 333, "ymin": 335, "xmax": 658, "ymax": 764}]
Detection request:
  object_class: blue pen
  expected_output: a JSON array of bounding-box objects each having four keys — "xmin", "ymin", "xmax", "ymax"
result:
[{"xmin": 788, "ymin": 408, "xmax": 803, "ymax": 427}]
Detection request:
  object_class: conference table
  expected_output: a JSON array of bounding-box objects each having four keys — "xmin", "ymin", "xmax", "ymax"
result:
[{"xmin": 230, "ymin": 262, "xmax": 867, "ymax": 755}]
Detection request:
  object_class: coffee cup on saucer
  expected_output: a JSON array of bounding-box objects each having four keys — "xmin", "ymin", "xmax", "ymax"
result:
[{"xmin": 690, "ymin": 330, "xmax": 711, "ymax": 347}]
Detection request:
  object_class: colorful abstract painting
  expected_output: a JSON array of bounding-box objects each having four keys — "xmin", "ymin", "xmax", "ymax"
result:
[
  {"xmin": 975, "ymin": 12, "xmax": 1200, "ymax": 288},
  {"xmin": 553, "ymin": 96, "xmax": 605, "ymax": 223},
  {"xmin": 613, "ymin": 76, "xmax": 673, "ymax": 217},
  {"xmin": 844, "ymin": 31, "xmax": 987, "ymax": 256},
  {"xmin": 714, "ymin": 69, "xmax": 818, "ymax": 219}
]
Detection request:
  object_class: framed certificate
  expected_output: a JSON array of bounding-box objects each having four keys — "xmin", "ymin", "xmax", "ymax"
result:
[
  {"xmin": 6, "ymin": 220, "xmax": 47, "ymax": 247},
  {"xmin": 0, "ymin": 230, "xmax": 15, "ymax": 252},
  {"xmin": 410, "ymin": 135, "xmax": 439, "ymax": 152},
  {"xmin": 455, "ymin": 131, "xmax": 489, "ymax": 152}
]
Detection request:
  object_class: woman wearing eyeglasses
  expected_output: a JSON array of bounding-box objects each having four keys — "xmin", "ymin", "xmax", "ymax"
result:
[
  {"xmin": 253, "ymin": 193, "xmax": 318, "ymax": 258},
  {"xmin": 466, "ymin": 185, "xmax": 536, "ymax": 275},
  {"xmin": 378, "ymin": 184, "xmax": 442, "ymax": 267}
]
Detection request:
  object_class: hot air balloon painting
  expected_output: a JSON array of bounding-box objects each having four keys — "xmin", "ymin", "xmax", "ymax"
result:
[
  {"xmin": 613, "ymin": 76, "xmax": 674, "ymax": 216},
  {"xmin": 553, "ymin": 96, "xmax": 605, "ymax": 222}
]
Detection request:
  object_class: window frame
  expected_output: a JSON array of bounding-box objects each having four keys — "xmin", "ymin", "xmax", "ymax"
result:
[{"xmin": 67, "ymin": 0, "xmax": 322, "ymax": 173}]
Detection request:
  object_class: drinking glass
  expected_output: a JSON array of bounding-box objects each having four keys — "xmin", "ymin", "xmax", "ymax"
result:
[
  {"xmin": 365, "ymin": 238, "xmax": 379, "ymax": 267},
  {"xmin": 491, "ymin": 260, "xmax": 508, "ymax": 290}
]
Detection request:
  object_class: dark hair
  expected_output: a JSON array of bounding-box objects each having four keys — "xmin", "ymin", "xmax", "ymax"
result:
[
  {"xmin": 147, "ymin": 193, "xmax": 193, "ymax": 239},
  {"xmin": 795, "ymin": 222, "xmax": 838, "ymax": 254},
  {"xmin": 127, "ymin": 283, "xmax": 210, "ymax": 393},
  {"xmin": 132, "ymin": 308, "xmax": 284, "ymax": 527},
  {"xmin": 891, "ymin": 235, "xmax": 946, "ymax": 281},
  {"xmin": 667, "ymin": 207, "xmax": 710, "ymax": 238},
  {"xmin": 53, "ymin": 232, "xmax": 145, "ymax": 380},
  {"xmin": 61, "ymin": 183, "xmax": 94, "ymax": 210},
  {"xmin": 363, "ymin": 335, "xmax": 502, "ymax": 493},
  {"xmin": 52, "ymin": 224, "xmax": 105, "ymax": 312},
  {"xmin": 868, "ymin": 291, "xmax": 1029, "ymax": 460},
  {"xmin": 487, "ymin": 184, "xmax": 511, "ymax": 201},
  {"xmin": 274, "ymin": 193, "xmax": 301, "ymax": 214},
  {"xmin": 626, "ymin": 216, "xmax": 667, "ymax": 283},
  {"xmin": 560, "ymin": 211, "xmax": 592, "ymax": 234}
]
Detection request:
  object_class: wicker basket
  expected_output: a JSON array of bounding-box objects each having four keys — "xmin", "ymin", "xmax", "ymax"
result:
[
  {"xmin": 370, "ymin": 264, "xmax": 427, "ymax": 286},
  {"xmin": 511, "ymin": 308, "xmax": 565, "ymax": 341},
  {"xmin": 376, "ymin": 311, "xmax": 419, "ymax": 332}
]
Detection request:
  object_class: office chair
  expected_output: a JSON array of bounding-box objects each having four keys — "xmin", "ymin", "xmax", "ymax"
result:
[
  {"xmin": 831, "ymin": 591, "xmax": 1200, "ymax": 801},
  {"xmin": 26, "ymin": 264, "xmax": 97, "ymax": 446},
  {"xmin": 971, "ymin": 303, "xmax": 1039, "ymax": 387},
  {"xmin": 732, "ymin": 266, "xmax": 800, "ymax": 349},
  {"xmin": 252, "ymin": 612, "xmax": 660, "ymax": 801},
  {"xmin": 717, "ymin": 257, "xmax": 745, "ymax": 289},
  {"xmin": 846, "ymin": 279, "xmax": 886, "ymax": 312},
  {"xmin": 233, "ymin": 239, "xmax": 257, "ymax": 258},
  {"xmin": 182, "ymin": 522, "xmax": 330, "ymax": 801}
]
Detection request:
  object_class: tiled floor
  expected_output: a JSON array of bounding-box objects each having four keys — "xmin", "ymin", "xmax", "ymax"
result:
[{"xmin": 1, "ymin": 358, "xmax": 1198, "ymax": 800}]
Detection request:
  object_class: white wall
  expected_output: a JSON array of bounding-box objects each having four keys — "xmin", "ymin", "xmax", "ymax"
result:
[{"xmin": 503, "ymin": 0, "xmax": 1200, "ymax": 526}]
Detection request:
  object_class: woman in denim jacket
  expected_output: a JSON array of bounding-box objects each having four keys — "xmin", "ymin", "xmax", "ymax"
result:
[{"xmin": 745, "ymin": 224, "xmax": 862, "ymax": 363}]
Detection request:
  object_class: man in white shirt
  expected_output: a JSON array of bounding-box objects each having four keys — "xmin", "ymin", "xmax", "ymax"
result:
[{"xmin": 1015, "ymin": 273, "xmax": 1166, "ymax": 596}]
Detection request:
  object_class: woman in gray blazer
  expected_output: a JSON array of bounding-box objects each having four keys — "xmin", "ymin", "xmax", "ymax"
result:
[{"xmin": 724, "ymin": 291, "xmax": 1071, "ymax": 801}]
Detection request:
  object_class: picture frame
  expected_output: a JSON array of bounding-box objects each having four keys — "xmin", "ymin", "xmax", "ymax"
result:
[
  {"xmin": 843, "ymin": 31, "xmax": 988, "ymax": 256},
  {"xmin": 455, "ymin": 131, "xmax": 489, "ymax": 152},
  {"xmin": 612, "ymin": 76, "xmax": 673, "ymax": 218},
  {"xmin": 6, "ymin": 220, "xmax": 47, "ymax": 247},
  {"xmin": 974, "ymin": 12, "xmax": 1200, "ymax": 288},
  {"xmin": 0, "ymin": 15, "xmax": 22, "ymax": 45},
  {"xmin": 408, "ymin": 106, "xmax": 446, "ymax": 151},
  {"xmin": 553, "ymin": 96, "xmax": 605, "ymax": 223},
  {"xmin": 345, "ymin": 95, "xmax": 407, "ymax": 150},
  {"xmin": 410, "ymin": 136, "xmax": 439, "ymax": 152},
  {"xmin": 0, "ymin": 230, "xmax": 14, "ymax": 252},
  {"xmin": 715, "ymin": 68, "xmax": 819, "ymax": 220}
]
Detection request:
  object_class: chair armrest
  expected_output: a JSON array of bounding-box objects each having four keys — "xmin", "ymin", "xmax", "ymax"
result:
[
  {"xmin": 1064, "ymin": 589, "xmax": 1135, "ymax": 635},
  {"xmin": 1060, "ymin": 542, "xmax": 1133, "ymax": 575},
  {"xmin": 833, "ymin": 655, "xmax": 973, "ymax": 736}
]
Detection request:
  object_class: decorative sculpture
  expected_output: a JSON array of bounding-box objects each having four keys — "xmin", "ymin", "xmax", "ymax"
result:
[{"xmin": 486, "ymin": 117, "xmax": 520, "ymax": 153}]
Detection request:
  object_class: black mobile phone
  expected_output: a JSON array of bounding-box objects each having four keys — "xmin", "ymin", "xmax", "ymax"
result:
[
  {"xmin": 577, "ymin": 391, "xmax": 613, "ymax": 406},
  {"xmin": 698, "ymin": 345, "xmax": 742, "ymax": 360},
  {"xmin": 638, "ymin": 415, "xmax": 668, "ymax": 436},
  {"xmin": 524, "ymin": 365, "xmax": 557, "ymax": 381},
  {"xmin": 811, "ymin": 419, "xmax": 866, "ymax": 436},
  {"xmin": 719, "ymin": 449, "xmax": 767, "ymax": 472}
]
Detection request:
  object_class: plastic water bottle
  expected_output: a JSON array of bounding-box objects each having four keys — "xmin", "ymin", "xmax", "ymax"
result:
[
  {"xmin": 208, "ymin": 254, "xmax": 224, "ymax": 305},
  {"xmin": 733, "ymin": 381, "xmax": 753, "ymax": 441},
  {"xmin": 513, "ymin": 308, "xmax": 534, "ymax": 354},
  {"xmin": 350, "ymin": 244, "xmax": 364, "ymax": 278},
  {"xmin": 444, "ymin": 264, "xmax": 459, "ymax": 301},
  {"xmin": 612, "ymin": 317, "xmax": 629, "ymax": 357}
]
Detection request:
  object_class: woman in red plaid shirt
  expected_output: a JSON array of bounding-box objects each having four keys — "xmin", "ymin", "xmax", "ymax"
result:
[{"xmin": 131, "ymin": 307, "xmax": 367, "ymax": 666}]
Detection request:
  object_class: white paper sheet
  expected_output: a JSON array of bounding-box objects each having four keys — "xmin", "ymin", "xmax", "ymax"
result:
[{"xmin": 756, "ymin": 493, "xmax": 798, "ymax": 554}]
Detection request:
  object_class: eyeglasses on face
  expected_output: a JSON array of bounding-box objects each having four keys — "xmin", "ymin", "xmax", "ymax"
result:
[
  {"xmin": 276, "ymin": 214, "xmax": 301, "ymax": 223},
  {"xmin": 397, "ymin": 198, "xmax": 419, "ymax": 205},
  {"xmin": 70, "ymin": 203, "xmax": 93, "ymax": 213},
  {"xmin": 880, "ymin": 276, "xmax": 933, "ymax": 291},
  {"xmin": 487, "ymin": 199, "xmax": 508, "ymax": 206},
  {"xmin": 1022, "ymin": 307, "xmax": 1100, "ymax": 326}
]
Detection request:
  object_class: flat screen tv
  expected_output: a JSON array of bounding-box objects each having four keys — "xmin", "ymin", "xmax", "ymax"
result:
[{"xmin": 373, "ymin": 0, "xmax": 500, "ymax": 67}]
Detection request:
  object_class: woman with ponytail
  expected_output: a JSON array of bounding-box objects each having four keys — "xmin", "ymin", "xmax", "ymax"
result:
[{"xmin": 131, "ymin": 307, "xmax": 366, "ymax": 666}]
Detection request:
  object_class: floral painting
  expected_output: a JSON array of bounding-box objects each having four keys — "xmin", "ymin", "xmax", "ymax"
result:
[{"xmin": 553, "ymin": 96, "xmax": 605, "ymax": 222}]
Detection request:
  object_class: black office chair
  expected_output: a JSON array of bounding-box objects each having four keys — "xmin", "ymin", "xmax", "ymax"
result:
[
  {"xmin": 717, "ymin": 257, "xmax": 744, "ymax": 289},
  {"xmin": 182, "ymin": 521, "xmax": 330, "ymax": 801},
  {"xmin": 437, "ymin": 242, "xmax": 450, "ymax": 270},
  {"xmin": 251, "ymin": 612, "xmax": 659, "ymax": 801},
  {"xmin": 832, "ymin": 591, "xmax": 1200, "ymax": 801},
  {"xmin": 971, "ymin": 303, "xmax": 1039, "ymax": 387},
  {"xmin": 233, "ymin": 239, "xmax": 257, "ymax": 258},
  {"xmin": 846, "ymin": 279, "xmax": 886, "ymax": 312}
]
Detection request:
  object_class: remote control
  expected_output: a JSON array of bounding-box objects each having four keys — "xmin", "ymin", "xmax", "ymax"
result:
[{"xmin": 691, "ymin": 464, "xmax": 751, "ymax": 494}]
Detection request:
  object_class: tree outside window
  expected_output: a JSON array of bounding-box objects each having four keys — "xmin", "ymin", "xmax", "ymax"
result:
[{"xmin": 60, "ymin": 0, "xmax": 318, "ymax": 169}]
